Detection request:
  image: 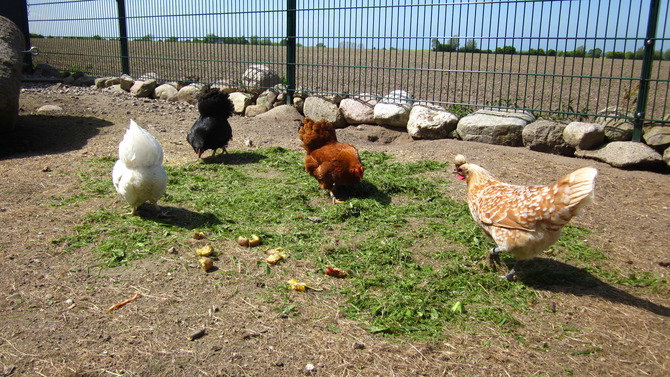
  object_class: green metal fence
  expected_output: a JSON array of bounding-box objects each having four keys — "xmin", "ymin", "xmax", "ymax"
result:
[{"xmin": 25, "ymin": 0, "xmax": 670, "ymax": 134}]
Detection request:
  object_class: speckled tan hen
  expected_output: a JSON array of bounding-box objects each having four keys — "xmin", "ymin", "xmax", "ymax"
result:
[{"xmin": 453, "ymin": 155, "xmax": 597, "ymax": 281}]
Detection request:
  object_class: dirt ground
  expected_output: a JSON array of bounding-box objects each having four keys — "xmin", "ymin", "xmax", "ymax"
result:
[{"xmin": 1, "ymin": 83, "xmax": 669, "ymax": 377}]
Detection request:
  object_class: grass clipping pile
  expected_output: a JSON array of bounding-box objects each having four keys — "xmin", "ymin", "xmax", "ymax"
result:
[{"xmin": 0, "ymin": 84, "xmax": 668, "ymax": 376}]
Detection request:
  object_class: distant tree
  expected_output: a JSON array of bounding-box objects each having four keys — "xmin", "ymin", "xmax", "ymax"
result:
[
  {"xmin": 165, "ymin": 36, "xmax": 178, "ymax": 42},
  {"xmin": 29, "ymin": 33, "xmax": 45, "ymax": 38},
  {"xmin": 135, "ymin": 34, "xmax": 154, "ymax": 42},
  {"xmin": 249, "ymin": 35, "xmax": 259, "ymax": 45},
  {"xmin": 605, "ymin": 51, "xmax": 625, "ymax": 59},
  {"xmin": 203, "ymin": 34, "xmax": 221, "ymax": 44},
  {"xmin": 462, "ymin": 39, "xmax": 478, "ymax": 52},
  {"xmin": 635, "ymin": 47, "xmax": 645, "ymax": 59},
  {"xmin": 316, "ymin": 42, "xmax": 326, "ymax": 48},
  {"xmin": 625, "ymin": 51, "xmax": 635, "ymax": 59},
  {"xmin": 573, "ymin": 45, "xmax": 586, "ymax": 57},
  {"xmin": 431, "ymin": 38, "xmax": 441, "ymax": 51},
  {"xmin": 448, "ymin": 35, "xmax": 460, "ymax": 51},
  {"xmin": 495, "ymin": 45, "xmax": 516, "ymax": 54},
  {"xmin": 91, "ymin": 35, "xmax": 102, "ymax": 40},
  {"xmin": 546, "ymin": 49, "xmax": 556, "ymax": 56},
  {"xmin": 664, "ymin": 49, "xmax": 670, "ymax": 60},
  {"xmin": 587, "ymin": 48, "xmax": 602, "ymax": 58}
]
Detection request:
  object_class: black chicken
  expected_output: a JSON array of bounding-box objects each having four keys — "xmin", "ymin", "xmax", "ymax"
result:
[{"xmin": 187, "ymin": 86, "xmax": 235, "ymax": 159}]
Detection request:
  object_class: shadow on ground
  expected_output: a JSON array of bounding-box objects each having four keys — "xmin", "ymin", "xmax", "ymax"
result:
[
  {"xmin": 0, "ymin": 115, "xmax": 114, "ymax": 159},
  {"xmin": 520, "ymin": 258, "xmax": 670, "ymax": 317},
  {"xmin": 136, "ymin": 204, "xmax": 221, "ymax": 230},
  {"xmin": 199, "ymin": 150, "xmax": 267, "ymax": 165}
]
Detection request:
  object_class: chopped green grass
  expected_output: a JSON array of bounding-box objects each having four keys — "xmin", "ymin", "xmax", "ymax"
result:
[{"xmin": 50, "ymin": 147, "xmax": 662, "ymax": 339}]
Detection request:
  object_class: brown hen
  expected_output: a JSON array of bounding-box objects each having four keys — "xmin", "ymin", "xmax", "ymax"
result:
[
  {"xmin": 454, "ymin": 154, "xmax": 598, "ymax": 281},
  {"xmin": 299, "ymin": 118, "xmax": 364, "ymax": 204}
]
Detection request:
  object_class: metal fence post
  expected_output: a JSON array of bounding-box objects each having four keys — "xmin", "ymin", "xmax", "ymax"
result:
[
  {"xmin": 286, "ymin": 0, "xmax": 297, "ymax": 105},
  {"xmin": 633, "ymin": 0, "xmax": 661, "ymax": 142},
  {"xmin": 116, "ymin": 0, "xmax": 130, "ymax": 75}
]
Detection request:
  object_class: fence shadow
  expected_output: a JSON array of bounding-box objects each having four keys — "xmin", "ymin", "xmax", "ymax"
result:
[
  {"xmin": 519, "ymin": 258, "xmax": 670, "ymax": 317},
  {"xmin": 0, "ymin": 115, "xmax": 114, "ymax": 159}
]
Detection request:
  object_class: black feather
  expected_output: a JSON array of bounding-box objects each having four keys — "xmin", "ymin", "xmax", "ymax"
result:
[{"xmin": 187, "ymin": 87, "xmax": 234, "ymax": 158}]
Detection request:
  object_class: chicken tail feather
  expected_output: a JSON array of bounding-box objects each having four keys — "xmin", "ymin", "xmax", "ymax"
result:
[
  {"xmin": 552, "ymin": 166, "xmax": 598, "ymax": 219},
  {"xmin": 299, "ymin": 117, "xmax": 337, "ymax": 152},
  {"xmin": 118, "ymin": 120, "xmax": 164, "ymax": 168}
]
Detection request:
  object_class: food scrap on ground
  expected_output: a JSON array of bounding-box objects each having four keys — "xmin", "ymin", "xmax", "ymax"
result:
[{"xmin": 324, "ymin": 266, "xmax": 348, "ymax": 278}]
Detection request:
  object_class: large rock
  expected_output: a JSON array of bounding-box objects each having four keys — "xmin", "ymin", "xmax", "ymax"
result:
[
  {"xmin": 119, "ymin": 74, "xmax": 134, "ymax": 91},
  {"xmin": 407, "ymin": 104, "xmax": 459, "ymax": 139},
  {"xmin": 563, "ymin": 122, "xmax": 605, "ymax": 150},
  {"xmin": 664, "ymin": 148, "xmax": 670, "ymax": 168},
  {"xmin": 244, "ymin": 104, "xmax": 268, "ymax": 117},
  {"xmin": 339, "ymin": 94, "xmax": 377, "ymax": 125},
  {"xmin": 255, "ymin": 104, "xmax": 303, "ymax": 122},
  {"xmin": 373, "ymin": 90, "xmax": 414, "ymax": 127},
  {"xmin": 522, "ymin": 120, "xmax": 575, "ymax": 156},
  {"xmin": 177, "ymin": 84, "xmax": 203, "ymax": 104},
  {"xmin": 154, "ymin": 84, "xmax": 179, "ymax": 101},
  {"xmin": 303, "ymin": 96, "xmax": 346, "ymax": 127},
  {"xmin": 242, "ymin": 64, "xmax": 281, "ymax": 94},
  {"xmin": 595, "ymin": 106, "xmax": 634, "ymax": 141},
  {"xmin": 130, "ymin": 79, "xmax": 157, "ymax": 98},
  {"xmin": 575, "ymin": 141, "xmax": 664, "ymax": 169},
  {"xmin": 0, "ymin": 16, "xmax": 25, "ymax": 132},
  {"xmin": 229, "ymin": 92, "xmax": 255, "ymax": 114},
  {"xmin": 643, "ymin": 124, "xmax": 670, "ymax": 152},
  {"xmin": 456, "ymin": 109, "xmax": 535, "ymax": 146}
]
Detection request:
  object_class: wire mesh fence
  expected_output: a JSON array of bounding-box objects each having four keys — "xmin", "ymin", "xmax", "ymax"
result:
[{"xmin": 25, "ymin": 0, "xmax": 670, "ymax": 124}]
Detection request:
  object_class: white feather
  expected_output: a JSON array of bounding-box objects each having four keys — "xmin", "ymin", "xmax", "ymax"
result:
[{"xmin": 112, "ymin": 120, "xmax": 167, "ymax": 212}]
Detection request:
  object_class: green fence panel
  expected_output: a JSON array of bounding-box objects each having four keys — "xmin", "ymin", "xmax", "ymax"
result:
[{"xmin": 25, "ymin": 0, "xmax": 670, "ymax": 125}]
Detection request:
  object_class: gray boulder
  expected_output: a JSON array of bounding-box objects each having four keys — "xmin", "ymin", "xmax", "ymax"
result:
[
  {"xmin": 245, "ymin": 104, "xmax": 269, "ymax": 117},
  {"xmin": 575, "ymin": 141, "xmax": 664, "ymax": 169},
  {"xmin": 0, "ymin": 16, "xmax": 25, "ymax": 132},
  {"xmin": 373, "ymin": 90, "xmax": 414, "ymax": 127},
  {"xmin": 522, "ymin": 120, "xmax": 575, "ymax": 156},
  {"xmin": 256, "ymin": 89, "xmax": 279, "ymax": 109},
  {"xmin": 256, "ymin": 104, "xmax": 303, "ymax": 122},
  {"xmin": 119, "ymin": 74, "xmax": 134, "ymax": 91},
  {"xmin": 456, "ymin": 109, "xmax": 535, "ymax": 147},
  {"xmin": 664, "ymin": 148, "xmax": 670, "ymax": 168},
  {"xmin": 339, "ymin": 94, "xmax": 377, "ymax": 125},
  {"xmin": 130, "ymin": 79, "xmax": 157, "ymax": 98},
  {"xmin": 303, "ymin": 96, "xmax": 346, "ymax": 127},
  {"xmin": 407, "ymin": 104, "xmax": 459, "ymax": 139},
  {"xmin": 177, "ymin": 84, "xmax": 203, "ymax": 104},
  {"xmin": 242, "ymin": 64, "xmax": 281, "ymax": 94},
  {"xmin": 563, "ymin": 122, "xmax": 605, "ymax": 150},
  {"xmin": 154, "ymin": 84, "xmax": 179, "ymax": 101},
  {"xmin": 643, "ymin": 124, "xmax": 670, "ymax": 152},
  {"xmin": 595, "ymin": 106, "xmax": 634, "ymax": 141},
  {"xmin": 229, "ymin": 92, "xmax": 255, "ymax": 114}
]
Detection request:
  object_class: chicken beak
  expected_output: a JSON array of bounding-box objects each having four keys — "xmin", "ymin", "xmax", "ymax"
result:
[
  {"xmin": 197, "ymin": 149, "xmax": 203, "ymax": 158},
  {"xmin": 453, "ymin": 168, "xmax": 466, "ymax": 180}
]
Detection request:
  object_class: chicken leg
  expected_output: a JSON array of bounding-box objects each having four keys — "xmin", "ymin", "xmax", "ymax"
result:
[
  {"xmin": 329, "ymin": 191, "xmax": 345, "ymax": 205},
  {"xmin": 488, "ymin": 247, "xmax": 520, "ymax": 281}
]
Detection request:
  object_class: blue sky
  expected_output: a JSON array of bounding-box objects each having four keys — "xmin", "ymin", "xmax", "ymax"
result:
[{"xmin": 26, "ymin": 0, "xmax": 669, "ymax": 53}]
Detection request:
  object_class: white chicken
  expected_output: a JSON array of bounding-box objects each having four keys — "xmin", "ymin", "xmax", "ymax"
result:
[{"xmin": 112, "ymin": 120, "xmax": 168, "ymax": 216}]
